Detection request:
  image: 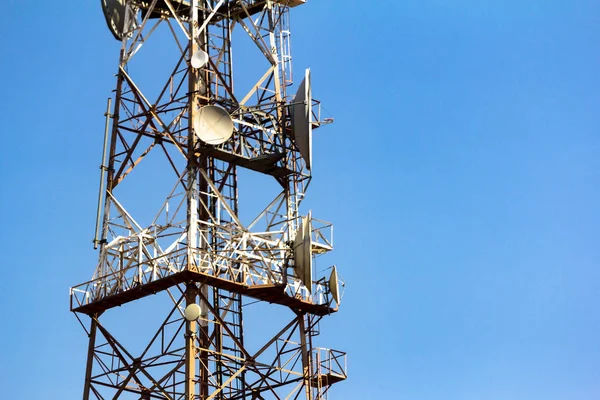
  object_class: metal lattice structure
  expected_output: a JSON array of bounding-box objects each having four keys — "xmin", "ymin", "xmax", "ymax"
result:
[{"xmin": 71, "ymin": 1, "xmax": 346, "ymax": 399}]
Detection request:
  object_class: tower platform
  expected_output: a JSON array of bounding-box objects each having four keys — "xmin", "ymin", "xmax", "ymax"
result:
[
  {"xmin": 310, "ymin": 373, "xmax": 347, "ymax": 388},
  {"xmin": 140, "ymin": 0, "xmax": 306, "ymax": 22},
  {"xmin": 71, "ymin": 269, "xmax": 336, "ymax": 316}
]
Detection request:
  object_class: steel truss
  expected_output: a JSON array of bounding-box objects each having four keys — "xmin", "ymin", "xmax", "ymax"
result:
[{"xmin": 72, "ymin": 1, "xmax": 345, "ymax": 399}]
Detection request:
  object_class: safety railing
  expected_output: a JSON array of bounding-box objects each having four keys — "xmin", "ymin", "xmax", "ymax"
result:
[{"xmin": 312, "ymin": 348, "xmax": 347, "ymax": 381}]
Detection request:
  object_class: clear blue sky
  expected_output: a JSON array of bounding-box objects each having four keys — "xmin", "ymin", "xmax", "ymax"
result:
[{"xmin": 1, "ymin": 1, "xmax": 599, "ymax": 399}]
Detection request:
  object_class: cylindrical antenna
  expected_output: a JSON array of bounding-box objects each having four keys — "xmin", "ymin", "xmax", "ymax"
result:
[{"xmin": 93, "ymin": 98, "xmax": 112, "ymax": 249}]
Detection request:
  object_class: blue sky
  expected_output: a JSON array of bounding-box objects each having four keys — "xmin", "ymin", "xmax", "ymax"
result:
[{"xmin": 1, "ymin": 1, "xmax": 599, "ymax": 399}]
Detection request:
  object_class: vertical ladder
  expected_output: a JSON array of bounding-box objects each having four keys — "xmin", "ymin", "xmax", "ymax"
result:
[
  {"xmin": 277, "ymin": 6, "xmax": 293, "ymax": 87},
  {"xmin": 207, "ymin": 4, "xmax": 233, "ymax": 100},
  {"xmin": 210, "ymin": 157, "xmax": 246, "ymax": 398},
  {"xmin": 214, "ymin": 290, "xmax": 245, "ymax": 398},
  {"xmin": 204, "ymin": 7, "xmax": 244, "ymax": 394}
]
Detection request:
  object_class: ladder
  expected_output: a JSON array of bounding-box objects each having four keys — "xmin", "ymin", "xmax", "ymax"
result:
[{"xmin": 210, "ymin": 157, "xmax": 246, "ymax": 398}]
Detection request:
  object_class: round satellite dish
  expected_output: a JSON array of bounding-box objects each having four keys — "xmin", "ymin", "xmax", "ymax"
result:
[
  {"xmin": 101, "ymin": 0, "xmax": 137, "ymax": 41},
  {"xmin": 293, "ymin": 213, "xmax": 313, "ymax": 293},
  {"xmin": 191, "ymin": 50, "xmax": 209, "ymax": 69},
  {"xmin": 302, "ymin": 213, "xmax": 313, "ymax": 292},
  {"xmin": 184, "ymin": 304, "xmax": 201, "ymax": 321},
  {"xmin": 291, "ymin": 69, "xmax": 313, "ymax": 170},
  {"xmin": 193, "ymin": 105, "xmax": 234, "ymax": 145},
  {"xmin": 329, "ymin": 266, "xmax": 340, "ymax": 305},
  {"xmin": 294, "ymin": 217, "xmax": 306, "ymax": 283}
]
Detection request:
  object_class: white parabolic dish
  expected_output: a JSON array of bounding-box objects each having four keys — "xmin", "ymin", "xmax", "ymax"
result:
[
  {"xmin": 302, "ymin": 213, "xmax": 313, "ymax": 292},
  {"xmin": 291, "ymin": 69, "xmax": 312, "ymax": 170},
  {"xmin": 193, "ymin": 105, "xmax": 234, "ymax": 145},
  {"xmin": 329, "ymin": 266, "xmax": 340, "ymax": 305},
  {"xmin": 191, "ymin": 50, "xmax": 209, "ymax": 69},
  {"xmin": 293, "ymin": 217, "xmax": 306, "ymax": 284},
  {"xmin": 294, "ymin": 213, "xmax": 313, "ymax": 293},
  {"xmin": 184, "ymin": 304, "xmax": 201, "ymax": 321},
  {"xmin": 101, "ymin": 0, "xmax": 135, "ymax": 40}
]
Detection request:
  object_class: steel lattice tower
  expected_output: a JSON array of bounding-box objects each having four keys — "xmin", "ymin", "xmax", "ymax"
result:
[{"xmin": 71, "ymin": 1, "xmax": 346, "ymax": 399}]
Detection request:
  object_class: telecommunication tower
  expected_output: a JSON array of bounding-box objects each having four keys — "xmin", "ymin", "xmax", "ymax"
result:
[{"xmin": 70, "ymin": 1, "xmax": 346, "ymax": 399}]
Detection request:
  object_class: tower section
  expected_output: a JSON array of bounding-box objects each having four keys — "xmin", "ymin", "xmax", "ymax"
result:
[{"xmin": 71, "ymin": 1, "xmax": 346, "ymax": 398}]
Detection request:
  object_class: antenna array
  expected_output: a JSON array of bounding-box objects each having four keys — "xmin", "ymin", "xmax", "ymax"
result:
[{"xmin": 71, "ymin": 1, "xmax": 346, "ymax": 399}]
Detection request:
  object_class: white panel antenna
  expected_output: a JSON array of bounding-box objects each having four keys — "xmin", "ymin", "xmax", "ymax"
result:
[
  {"xmin": 291, "ymin": 69, "xmax": 312, "ymax": 170},
  {"xmin": 193, "ymin": 105, "xmax": 234, "ymax": 145}
]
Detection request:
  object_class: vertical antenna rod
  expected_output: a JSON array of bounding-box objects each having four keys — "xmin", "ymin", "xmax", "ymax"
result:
[{"xmin": 93, "ymin": 97, "xmax": 112, "ymax": 249}]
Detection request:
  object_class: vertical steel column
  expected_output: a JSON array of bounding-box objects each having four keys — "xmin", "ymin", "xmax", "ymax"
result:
[
  {"xmin": 187, "ymin": 1, "xmax": 200, "ymax": 398},
  {"xmin": 185, "ymin": 285, "xmax": 198, "ymax": 399},
  {"xmin": 188, "ymin": 1, "xmax": 200, "ymax": 275},
  {"xmin": 82, "ymin": 316, "xmax": 98, "ymax": 400},
  {"xmin": 299, "ymin": 313, "xmax": 313, "ymax": 400}
]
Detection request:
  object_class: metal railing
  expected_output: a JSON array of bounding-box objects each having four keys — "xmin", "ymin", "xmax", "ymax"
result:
[{"xmin": 312, "ymin": 348, "xmax": 347, "ymax": 380}]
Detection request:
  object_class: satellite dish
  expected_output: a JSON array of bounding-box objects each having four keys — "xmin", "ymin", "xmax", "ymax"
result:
[
  {"xmin": 191, "ymin": 50, "xmax": 209, "ymax": 69},
  {"xmin": 302, "ymin": 214, "xmax": 313, "ymax": 292},
  {"xmin": 193, "ymin": 105, "xmax": 234, "ymax": 145},
  {"xmin": 293, "ymin": 217, "xmax": 306, "ymax": 283},
  {"xmin": 329, "ymin": 266, "xmax": 340, "ymax": 305},
  {"xmin": 101, "ymin": 0, "xmax": 137, "ymax": 41},
  {"xmin": 291, "ymin": 69, "xmax": 312, "ymax": 170},
  {"xmin": 293, "ymin": 214, "xmax": 313, "ymax": 293},
  {"xmin": 184, "ymin": 303, "xmax": 201, "ymax": 321}
]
